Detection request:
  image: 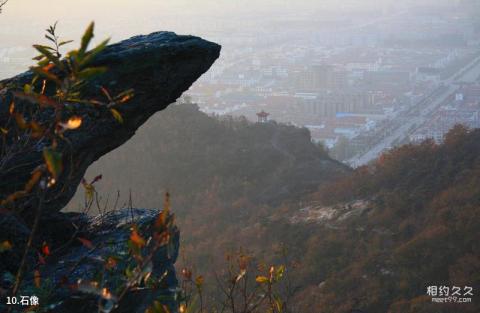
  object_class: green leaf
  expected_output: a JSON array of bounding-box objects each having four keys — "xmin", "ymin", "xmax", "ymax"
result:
[
  {"xmin": 114, "ymin": 88, "xmax": 135, "ymax": 99},
  {"xmin": 83, "ymin": 183, "xmax": 95, "ymax": 204},
  {"xmin": 80, "ymin": 38, "xmax": 110, "ymax": 68},
  {"xmin": 30, "ymin": 67, "xmax": 62, "ymax": 85},
  {"xmin": 110, "ymin": 108, "xmax": 123, "ymax": 124},
  {"xmin": 43, "ymin": 147, "xmax": 63, "ymax": 179},
  {"xmin": 45, "ymin": 34, "xmax": 55, "ymax": 43},
  {"xmin": 23, "ymin": 84, "xmax": 32, "ymax": 94},
  {"xmin": 275, "ymin": 265, "xmax": 285, "ymax": 281},
  {"xmin": 35, "ymin": 44, "xmax": 55, "ymax": 51},
  {"xmin": 58, "ymin": 40, "xmax": 74, "ymax": 47},
  {"xmin": 256, "ymin": 276, "xmax": 269, "ymax": 284},
  {"xmin": 77, "ymin": 67, "xmax": 107, "ymax": 80},
  {"xmin": 32, "ymin": 44, "xmax": 63, "ymax": 69},
  {"xmin": 79, "ymin": 22, "xmax": 95, "ymax": 58},
  {"xmin": 37, "ymin": 59, "xmax": 50, "ymax": 67},
  {"xmin": 125, "ymin": 267, "xmax": 133, "ymax": 279},
  {"xmin": 47, "ymin": 22, "xmax": 57, "ymax": 36},
  {"xmin": 274, "ymin": 295, "xmax": 283, "ymax": 313}
]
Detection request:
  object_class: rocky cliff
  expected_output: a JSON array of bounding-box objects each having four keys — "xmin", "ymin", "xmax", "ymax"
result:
[
  {"xmin": 0, "ymin": 31, "xmax": 220, "ymax": 218},
  {"xmin": 0, "ymin": 31, "xmax": 220, "ymax": 313}
]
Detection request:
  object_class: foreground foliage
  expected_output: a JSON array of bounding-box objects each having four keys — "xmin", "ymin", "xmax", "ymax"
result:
[{"xmin": 0, "ymin": 22, "xmax": 140, "ymax": 313}]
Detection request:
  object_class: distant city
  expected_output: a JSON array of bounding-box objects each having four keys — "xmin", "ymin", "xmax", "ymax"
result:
[
  {"xmin": 1, "ymin": 0, "xmax": 479, "ymax": 166},
  {"xmin": 187, "ymin": 1, "xmax": 480, "ymax": 166}
]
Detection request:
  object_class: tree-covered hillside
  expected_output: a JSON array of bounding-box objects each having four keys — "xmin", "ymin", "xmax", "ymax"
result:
[
  {"xmin": 69, "ymin": 106, "xmax": 479, "ymax": 313},
  {"xmin": 70, "ymin": 102, "xmax": 349, "ymax": 212},
  {"xmin": 267, "ymin": 125, "xmax": 480, "ymax": 313}
]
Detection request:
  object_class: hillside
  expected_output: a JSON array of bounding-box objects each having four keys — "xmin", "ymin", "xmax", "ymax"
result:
[
  {"xmin": 267, "ymin": 125, "xmax": 480, "ymax": 312},
  {"xmin": 68, "ymin": 106, "xmax": 479, "ymax": 313},
  {"xmin": 69, "ymin": 102, "xmax": 349, "ymax": 212}
]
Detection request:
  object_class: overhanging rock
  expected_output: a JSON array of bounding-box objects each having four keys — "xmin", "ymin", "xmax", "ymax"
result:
[{"xmin": 0, "ymin": 32, "xmax": 221, "ymax": 217}]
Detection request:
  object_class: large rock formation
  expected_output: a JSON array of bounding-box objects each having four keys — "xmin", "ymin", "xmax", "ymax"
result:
[
  {"xmin": 0, "ymin": 209, "xmax": 180, "ymax": 313},
  {"xmin": 50, "ymin": 209, "xmax": 180, "ymax": 313},
  {"xmin": 0, "ymin": 31, "xmax": 220, "ymax": 312},
  {"xmin": 0, "ymin": 31, "xmax": 221, "ymax": 218}
]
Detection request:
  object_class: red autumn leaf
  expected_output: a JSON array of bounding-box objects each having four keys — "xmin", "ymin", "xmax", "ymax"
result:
[
  {"xmin": 77, "ymin": 237, "xmax": 94, "ymax": 249},
  {"xmin": 119, "ymin": 94, "xmax": 133, "ymax": 103},
  {"xmin": 91, "ymin": 174, "xmax": 102, "ymax": 184},
  {"xmin": 42, "ymin": 242, "xmax": 50, "ymax": 256},
  {"xmin": 43, "ymin": 63, "xmax": 55, "ymax": 72},
  {"xmin": 130, "ymin": 228, "xmax": 146, "ymax": 248}
]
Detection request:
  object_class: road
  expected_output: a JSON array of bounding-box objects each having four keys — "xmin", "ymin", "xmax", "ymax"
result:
[{"xmin": 347, "ymin": 54, "xmax": 480, "ymax": 167}]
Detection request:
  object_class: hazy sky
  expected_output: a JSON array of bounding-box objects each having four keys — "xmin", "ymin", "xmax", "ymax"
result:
[
  {"xmin": 1, "ymin": 1, "xmax": 321, "ymax": 43},
  {"xmin": 0, "ymin": 0, "xmax": 456, "ymax": 77},
  {"xmin": 0, "ymin": 0, "xmax": 449, "ymax": 42},
  {"xmin": 0, "ymin": 0, "xmax": 401, "ymax": 34},
  {"xmin": 1, "ymin": 0, "xmax": 387, "ymax": 55},
  {"xmin": 0, "ymin": 0, "xmax": 455, "ymax": 35}
]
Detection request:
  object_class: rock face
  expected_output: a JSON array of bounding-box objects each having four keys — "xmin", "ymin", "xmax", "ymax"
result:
[
  {"xmin": 0, "ymin": 209, "xmax": 180, "ymax": 313},
  {"xmin": 0, "ymin": 31, "xmax": 221, "ymax": 218},
  {"xmin": 47, "ymin": 209, "xmax": 180, "ymax": 313},
  {"xmin": 0, "ymin": 32, "xmax": 220, "ymax": 312}
]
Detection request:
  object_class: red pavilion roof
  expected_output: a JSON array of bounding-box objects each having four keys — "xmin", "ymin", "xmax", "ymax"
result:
[{"xmin": 256, "ymin": 110, "xmax": 270, "ymax": 117}]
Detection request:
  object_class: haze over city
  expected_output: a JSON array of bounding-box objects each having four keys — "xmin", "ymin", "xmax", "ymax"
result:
[
  {"xmin": 1, "ymin": 1, "xmax": 480, "ymax": 313},
  {"xmin": 1, "ymin": 0, "xmax": 479, "ymax": 164}
]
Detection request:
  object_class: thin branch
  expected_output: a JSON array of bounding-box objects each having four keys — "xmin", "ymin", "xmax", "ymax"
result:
[
  {"xmin": 8, "ymin": 190, "xmax": 45, "ymax": 313},
  {"xmin": 0, "ymin": 0, "xmax": 8, "ymax": 13}
]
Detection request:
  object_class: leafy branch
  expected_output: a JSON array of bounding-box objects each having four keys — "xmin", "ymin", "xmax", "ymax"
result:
[
  {"xmin": 0, "ymin": 21, "xmax": 134, "ymax": 208},
  {"xmin": 1, "ymin": 22, "xmax": 135, "ymax": 313},
  {"xmin": 178, "ymin": 252, "xmax": 287, "ymax": 313}
]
